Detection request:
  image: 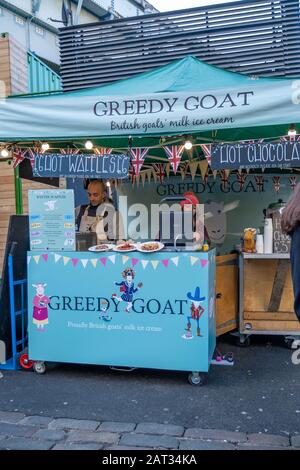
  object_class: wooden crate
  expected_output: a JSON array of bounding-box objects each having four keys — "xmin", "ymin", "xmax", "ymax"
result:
[
  {"xmin": 216, "ymin": 254, "xmax": 238, "ymax": 336},
  {"xmin": 242, "ymin": 258, "xmax": 300, "ymax": 333}
]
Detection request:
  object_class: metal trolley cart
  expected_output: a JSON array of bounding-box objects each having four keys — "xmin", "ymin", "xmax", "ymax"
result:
[{"xmin": 238, "ymin": 253, "xmax": 300, "ymax": 347}]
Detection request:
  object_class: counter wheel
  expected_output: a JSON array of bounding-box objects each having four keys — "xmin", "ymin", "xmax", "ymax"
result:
[
  {"xmin": 188, "ymin": 372, "xmax": 207, "ymax": 386},
  {"xmin": 19, "ymin": 354, "xmax": 33, "ymax": 370},
  {"xmin": 235, "ymin": 336, "xmax": 251, "ymax": 347},
  {"xmin": 33, "ymin": 361, "xmax": 46, "ymax": 374}
]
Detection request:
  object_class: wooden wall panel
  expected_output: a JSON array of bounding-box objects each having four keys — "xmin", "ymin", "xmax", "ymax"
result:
[{"xmin": 0, "ymin": 33, "xmax": 28, "ymax": 97}]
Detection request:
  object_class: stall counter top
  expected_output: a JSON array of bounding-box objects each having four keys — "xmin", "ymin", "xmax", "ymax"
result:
[{"xmin": 241, "ymin": 253, "xmax": 290, "ymax": 259}]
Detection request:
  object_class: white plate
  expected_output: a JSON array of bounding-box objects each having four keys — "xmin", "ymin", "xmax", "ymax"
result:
[
  {"xmin": 88, "ymin": 244, "xmax": 115, "ymax": 252},
  {"xmin": 113, "ymin": 243, "xmax": 137, "ymax": 253},
  {"xmin": 136, "ymin": 241, "xmax": 165, "ymax": 253}
]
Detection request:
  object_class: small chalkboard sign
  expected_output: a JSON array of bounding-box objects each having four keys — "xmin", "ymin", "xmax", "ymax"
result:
[{"xmin": 273, "ymin": 212, "xmax": 291, "ymax": 253}]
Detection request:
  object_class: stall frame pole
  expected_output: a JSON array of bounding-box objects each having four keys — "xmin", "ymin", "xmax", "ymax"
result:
[
  {"xmin": 14, "ymin": 166, "xmax": 23, "ymax": 215},
  {"xmin": 0, "ymin": 244, "xmax": 27, "ymax": 370}
]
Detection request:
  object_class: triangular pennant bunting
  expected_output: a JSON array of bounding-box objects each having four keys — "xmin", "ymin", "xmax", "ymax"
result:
[
  {"xmin": 190, "ymin": 256, "xmax": 198, "ymax": 266},
  {"xmin": 42, "ymin": 254, "xmax": 48, "ymax": 263},
  {"xmin": 100, "ymin": 258, "xmax": 107, "ymax": 266},
  {"xmin": 94, "ymin": 147, "xmax": 112, "ymax": 155},
  {"xmin": 90, "ymin": 259, "xmax": 98, "ymax": 268},
  {"xmin": 63, "ymin": 256, "xmax": 70, "ymax": 266},
  {"xmin": 54, "ymin": 254, "xmax": 62, "ymax": 263},
  {"xmin": 12, "ymin": 147, "xmax": 25, "ymax": 169},
  {"xmin": 162, "ymin": 259, "xmax": 169, "ymax": 268},
  {"xmin": 151, "ymin": 260, "xmax": 159, "ymax": 270},
  {"xmin": 141, "ymin": 260, "xmax": 149, "ymax": 269},
  {"xmin": 33, "ymin": 255, "xmax": 40, "ymax": 264},
  {"xmin": 27, "ymin": 256, "xmax": 31, "ymax": 265},
  {"xmin": 122, "ymin": 255, "xmax": 129, "ymax": 264},
  {"xmin": 130, "ymin": 148, "xmax": 149, "ymax": 176},
  {"xmin": 201, "ymin": 259, "xmax": 208, "ymax": 268},
  {"xmin": 200, "ymin": 144, "xmax": 212, "ymax": 166},
  {"xmin": 108, "ymin": 255, "xmax": 116, "ymax": 264},
  {"xmin": 199, "ymin": 160, "xmax": 208, "ymax": 180},
  {"xmin": 189, "ymin": 161, "xmax": 198, "ymax": 181},
  {"xmin": 171, "ymin": 257, "xmax": 179, "ymax": 267},
  {"xmin": 131, "ymin": 258, "xmax": 139, "ymax": 267},
  {"xmin": 163, "ymin": 145, "xmax": 184, "ymax": 174},
  {"xmin": 72, "ymin": 258, "xmax": 79, "ymax": 267},
  {"xmin": 81, "ymin": 259, "xmax": 88, "ymax": 268}
]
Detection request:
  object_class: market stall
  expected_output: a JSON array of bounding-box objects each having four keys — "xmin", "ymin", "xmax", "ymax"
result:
[{"xmin": 1, "ymin": 55, "xmax": 300, "ymax": 375}]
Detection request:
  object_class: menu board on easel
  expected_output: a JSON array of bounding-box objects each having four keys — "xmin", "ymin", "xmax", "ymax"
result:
[
  {"xmin": 273, "ymin": 212, "xmax": 291, "ymax": 253},
  {"xmin": 28, "ymin": 189, "xmax": 75, "ymax": 251}
]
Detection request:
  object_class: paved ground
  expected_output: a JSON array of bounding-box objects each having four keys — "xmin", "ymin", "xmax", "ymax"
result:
[{"xmin": 0, "ymin": 334, "xmax": 299, "ymax": 450}]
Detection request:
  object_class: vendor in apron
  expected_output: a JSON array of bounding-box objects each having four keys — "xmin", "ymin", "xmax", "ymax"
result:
[{"xmin": 75, "ymin": 180, "xmax": 123, "ymax": 241}]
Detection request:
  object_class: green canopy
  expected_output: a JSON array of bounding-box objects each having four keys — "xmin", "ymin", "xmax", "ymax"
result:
[{"xmin": 1, "ymin": 55, "xmax": 299, "ymax": 152}]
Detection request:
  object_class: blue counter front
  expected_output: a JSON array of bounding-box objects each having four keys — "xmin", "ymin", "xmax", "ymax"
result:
[{"xmin": 27, "ymin": 250, "xmax": 216, "ymax": 374}]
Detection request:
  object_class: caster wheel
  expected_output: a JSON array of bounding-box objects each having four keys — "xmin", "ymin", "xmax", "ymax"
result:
[
  {"xmin": 224, "ymin": 352, "xmax": 234, "ymax": 363},
  {"xmin": 188, "ymin": 372, "xmax": 207, "ymax": 386},
  {"xmin": 236, "ymin": 336, "xmax": 250, "ymax": 348},
  {"xmin": 33, "ymin": 361, "xmax": 46, "ymax": 374},
  {"xmin": 19, "ymin": 354, "xmax": 33, "ymax": 370}
]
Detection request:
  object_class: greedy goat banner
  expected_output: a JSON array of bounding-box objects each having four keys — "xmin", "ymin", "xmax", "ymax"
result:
[{"xmin": 2, "ymin": 80, "xmax": 300, "ymax": 139}]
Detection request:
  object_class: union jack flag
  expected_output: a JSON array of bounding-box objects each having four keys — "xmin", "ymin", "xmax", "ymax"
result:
[
  {"xmin": 220, "ymin": 170, "xmax": 229, "ymax": 190},
  {"xmin": 94, "ymin": 147, "xmax": 112, "ymax": 156},
  {"xmin": 255, "ymin": 175, "xmax": 264, "ymax": 192},
  {"xmin": 236, "ymin": 172, "xmax": 246, "ymax": 191},
  {"xmin": 12, "ymin": 148, "xmax": 25, "ymax": 169},
  {"xmin": 289, "ymin": 176, "xmax": 297, "ymax": 191},
  {"xmin": 273, "ymin": 176, "xmax": 281, "ymax": 193},
  {"xmin": 153, "ymin": 163, "xmax": 165, "ymax": 184},
  {"xmin": 26, "ymin": 146, "xmax": 40, "ymax": 169},
  {"xmin": 128, "ymin": 163, "xmax": 136, "ymax": 185},
  {"xmin": 60, "ymin": 147, "xmax": 79, "ymax": 155},
  {"xmin": 163, "ymin": 145, "xmax": 184, "ymax": 175},
  {"xmin": 280, "ymin": 134, "xmax": 300, "ymax": 143},
  {"xmin": 200, "ymin": 144, "xmax": 212, "ymax": 166},
  {"xmin": 130, "ymin": 147, "xmax": 149, "ymax": 176}
]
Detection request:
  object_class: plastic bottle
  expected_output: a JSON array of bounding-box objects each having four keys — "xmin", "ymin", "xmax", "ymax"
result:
[{"xmin": 264, "ymin": 218, "xmax": 273, "ymax": 254}]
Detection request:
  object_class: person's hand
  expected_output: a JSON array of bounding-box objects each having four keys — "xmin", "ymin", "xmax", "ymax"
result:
[{"xmin": 137, "ymin": 282, "xmax": 143, "ymax": 289}]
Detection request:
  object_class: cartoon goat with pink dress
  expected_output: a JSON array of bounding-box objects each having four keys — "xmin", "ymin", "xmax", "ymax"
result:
[{"xmin": 32, "ymin": 283, "xmax": 50, "ymax": 330}]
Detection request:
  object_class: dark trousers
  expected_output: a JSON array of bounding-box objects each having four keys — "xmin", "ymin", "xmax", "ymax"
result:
[{"xmin": 290, "ymin": 225, "xmax": 300, "ymax": 322}]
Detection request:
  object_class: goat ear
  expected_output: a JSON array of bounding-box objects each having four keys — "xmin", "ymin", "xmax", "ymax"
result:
[
  {"xmin": 222, "ymin": 200, "xmax": 240, "ymax": 213},
  {"xmin": 43, "ymin": 284, "xmax": 47, "ymax": 287},
  {"xmin": 32, "ymin": 284, "xmax": 37, "ymax": 288}
]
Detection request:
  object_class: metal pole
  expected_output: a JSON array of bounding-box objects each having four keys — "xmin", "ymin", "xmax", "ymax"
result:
[
  {"xmin": 73, "ymin": 0, "xmax": 84, "ymax": 25},
  {"xmin": 14, "ymin": 166, "xmax": 23, "ymax": 215}
]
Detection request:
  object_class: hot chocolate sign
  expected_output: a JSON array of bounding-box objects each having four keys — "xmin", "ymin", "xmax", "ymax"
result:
[{"xmin": 211, "ymin": 142, "xmax": 300, "ymax": 170}]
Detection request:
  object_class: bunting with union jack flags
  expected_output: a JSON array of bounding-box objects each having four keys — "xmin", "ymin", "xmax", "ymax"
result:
[
  {"xmin": 273, "ymin": 176, "xmax": 281, "ymax": 193},
  {"xmin": 200, "ymin": 144, "xmax": 212, "ymax": 166},
  {"xmin": 94, "ymin": 147, "xmax": 112, "ymax": 156},
  {"xmin": 12, "ymin": 147, "xmax": 26, "ymax": 169},
  {"xmin": 220, "ymin": 170, "xmax": 229, "ymax": 191},
  {"xmin": 289, "ymin": 176, "xmax": 297, "ymax": 191},
  {"xmin": 255, "ymin": 175, "xmax": 264, "ymax": 192},
  {"xmin": 26, "ymin": 146, "xmax": 40, "ymax": 169},
  {"xmin": 236, "ymin": 172, "xmax": 246, "ymax": 191},
  {"xmin": 163, "ymin": 145, "xmax": 185, "ymax": 175},
  {"xmin": 153, "ymin": 163, "xmax": 165, "ymax": 184},
  {"xmin": 129, "ymin": 147, "xmax": 149, "ymax": 176},
  {"xmin": 60, "ymin": 147, "xmax": 80, "ymax": 155}
]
